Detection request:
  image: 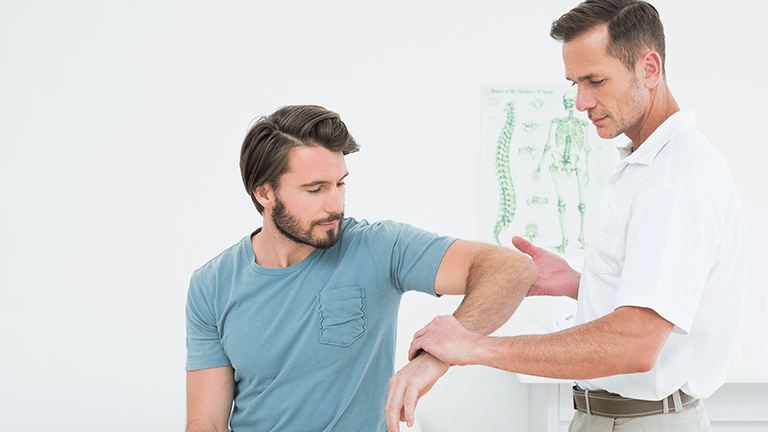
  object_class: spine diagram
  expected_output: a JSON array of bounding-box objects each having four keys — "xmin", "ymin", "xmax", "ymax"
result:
[{"xmin": 493, "ymin": 102, "xmax": 516, "ymax": 245}]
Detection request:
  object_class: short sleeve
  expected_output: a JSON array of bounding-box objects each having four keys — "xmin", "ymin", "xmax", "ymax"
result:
[
  {"xmin": 185, "ymin": 276, "xmax": 231, "ymax": 371},
  {"xmin": 364, "ymin": 221, "xmax": 456, "ymax": 296},
  {"xmin": 616, "ymin": 187, "xmax": 720, "ymax": 334}
]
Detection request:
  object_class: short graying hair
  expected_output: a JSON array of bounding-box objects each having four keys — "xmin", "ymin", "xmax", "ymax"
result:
[{"xmin": 550, "ymin": 0, "xmax": 666, "ymax": 76}]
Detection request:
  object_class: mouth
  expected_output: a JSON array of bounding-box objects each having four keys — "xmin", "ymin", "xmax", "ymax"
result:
[
  {"xmin": 315, "ymin": 215, "xmax": 343, "ymax": 230},
  {"xmin": 589, "ymin": 113, "xmax": 607, "ymax": 125},
  {"xmin": 317, "ymin": 221, "xmax": 338, "ymax": 230}
]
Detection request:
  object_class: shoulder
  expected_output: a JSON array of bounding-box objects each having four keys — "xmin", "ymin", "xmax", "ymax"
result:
[
  {"xmin": 338, "ymin": 217, "xmax": 453, "ymax": 258},
  {"xmin": 340, "ymin": 217, "xmax": 421, "ymax": 241},
  {"xmin": 661, "ymin": 127, "xmax": 734, "ymax": 190},
  {"xmin": 190, "ymin": 235, "xmax": 250, "ymax": 290},
  {"xmin": 639, "ymin": 127, "xmax": 742, "ymax": 229}
]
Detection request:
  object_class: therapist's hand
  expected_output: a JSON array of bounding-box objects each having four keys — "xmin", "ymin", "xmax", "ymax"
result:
[
  {"xmin": 385, "ymin": 351, "xmax": 449, "ymax": 432},
  {"xmin": 408, "ymin": 315, "xmax": 481, "ymax": 366},
  {"xmin": 511, "ymin": 236, "xmax": 580, "ymax": 299}
]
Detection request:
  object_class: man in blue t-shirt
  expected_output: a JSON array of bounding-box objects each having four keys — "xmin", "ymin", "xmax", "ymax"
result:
[{"xmin": 185, "ymin": 105, "xmax": 538, "ymax": 432}]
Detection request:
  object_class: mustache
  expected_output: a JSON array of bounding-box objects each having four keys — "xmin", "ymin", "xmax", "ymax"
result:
[
  {"xmin": 315, "ymin": 213, "xmax": 344, "ymax": 225},
  {"xmin": 588, "ymin": 110, "xmax": 606, "ymax": 121}
]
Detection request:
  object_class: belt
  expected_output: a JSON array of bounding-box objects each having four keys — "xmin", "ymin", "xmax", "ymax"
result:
[{"xmin": 572, "ymin": 386, "xmax": 697, "ymax": 418}]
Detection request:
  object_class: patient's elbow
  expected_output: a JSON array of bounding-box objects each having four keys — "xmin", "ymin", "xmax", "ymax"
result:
[{"xmin": 521, "ymin": 257, "xmax": 539, "ymax": 288}]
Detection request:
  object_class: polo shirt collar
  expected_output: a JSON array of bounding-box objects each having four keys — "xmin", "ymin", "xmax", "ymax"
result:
[{"xmin": 616, "ymin": 110, "xmax": 696, "ymax": 167}]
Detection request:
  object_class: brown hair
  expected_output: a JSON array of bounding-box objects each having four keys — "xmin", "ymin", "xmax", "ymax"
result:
[
  {"xmin": 550, "ymin": 0, "xmax": 666, "ymax": 76},
  {"xmin": 239, "ymin": 105, "xmax": 360, "ymax": 214}
]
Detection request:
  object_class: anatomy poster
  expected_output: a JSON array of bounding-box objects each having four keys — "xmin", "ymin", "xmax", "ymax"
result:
[{"xmin": 480, "ymin": 85, "xmax": 616, "ymax": 257}]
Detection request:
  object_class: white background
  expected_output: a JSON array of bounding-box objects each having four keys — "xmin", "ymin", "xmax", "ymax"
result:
[{"xmin": 1, "ymin": 1, "xmax": 766, "ymax": 431}]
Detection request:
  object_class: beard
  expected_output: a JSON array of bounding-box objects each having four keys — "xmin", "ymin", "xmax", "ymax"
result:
[
  {"xmin": 590, "ymin": 75, "xmax": 647, "ymax": 140},
  {"xmin": 271, "ymin": 195, "xmax": 343, "ymax": 250}
]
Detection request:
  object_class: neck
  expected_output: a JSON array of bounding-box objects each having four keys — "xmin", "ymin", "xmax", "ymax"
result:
[
  {"xmin": 626, "ymin": 80, "xmax": 680, "ymax": 149},
  {"xmin": 251, "ymin": 220, "xmax": 315, "ymax": 268}
]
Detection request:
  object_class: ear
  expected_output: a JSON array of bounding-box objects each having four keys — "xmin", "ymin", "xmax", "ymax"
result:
[
  {"xmin": 639, "ymin": 50, "xmax": 663, "ymax": 89},
  {"xmin": 253, "ymin": 184, "xmax": 274, "ymax": 210}
]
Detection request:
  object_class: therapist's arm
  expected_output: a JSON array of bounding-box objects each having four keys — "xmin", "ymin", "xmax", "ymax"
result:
[
  {"xmin": 385, "ymin": 239, "xmax": 538, "ymax": 431},
  {"xmin": 186, "ymin": 366, "xmax": 235, "ymax": 432},
  {"xmin": 409, "ymin": 305, "xmax": 674, "ymax": 379}
]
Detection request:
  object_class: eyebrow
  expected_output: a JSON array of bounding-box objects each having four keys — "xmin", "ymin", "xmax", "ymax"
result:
[
  {"xmin": 568, "ymin": 73, "xmax": 600, "ymax": 83},
  {"xmin": 300, "ymin": 172, "xmax": 349, "ymax": 188}
]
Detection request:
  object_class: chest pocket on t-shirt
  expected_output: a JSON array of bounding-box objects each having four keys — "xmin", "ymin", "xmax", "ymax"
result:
[{"xmin": 317, "ymin": 286, "xmax": 366, "ymax": 347}]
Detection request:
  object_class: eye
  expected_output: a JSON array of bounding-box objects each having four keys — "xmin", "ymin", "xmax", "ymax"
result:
[
  {"xmin": 590, "ymin": 79, "xmax": 605, "ymax": 86},
  {"xmin": 307, "ymin": 187, "xmax": 322, "ymax": 194},
  {"xmin": 337, "ymin": 181, "xmax": 346, "ymax": 187}
]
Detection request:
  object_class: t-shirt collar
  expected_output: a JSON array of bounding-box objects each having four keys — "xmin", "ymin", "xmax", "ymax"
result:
[{"xmin": 615, "ymin": 110, "xmax": 696, "ymax": 168}]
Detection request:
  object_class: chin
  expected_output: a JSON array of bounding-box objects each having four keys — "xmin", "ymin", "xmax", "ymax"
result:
[
  {"xmin": 596, "ymin": 126, "xmax": 622, "ymax": 140},
  {"xmin": 314, "ymin": 235, "xmax": 339, "ymax": 249},
  {"xmin": 596, "ymin": 129, "xmax": 612, "ymax": 139},
  {"xmin": 311, "ymin": 228, "xmax": 341, "ymax": 249}
]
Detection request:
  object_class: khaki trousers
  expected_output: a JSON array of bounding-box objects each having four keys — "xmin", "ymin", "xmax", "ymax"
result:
[{"xmin": 568, "ymin": 398, "xmax": 712, "ymax": 432}]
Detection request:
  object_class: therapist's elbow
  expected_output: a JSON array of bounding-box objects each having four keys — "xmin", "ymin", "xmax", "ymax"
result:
[
  {"xmin": 627, "ymin": 332, "xmax": 670, "ymax": 374},
  {"xmin": 631, "ymin": 353, "xmax": 661, "ymax": 374},
  {"xmin": 614, "ymin": 307, "xmax": 673, "ymax": 375},
  {"xmin": 614, "ymin": 340, "xmax": 663, "ymax": 375}
]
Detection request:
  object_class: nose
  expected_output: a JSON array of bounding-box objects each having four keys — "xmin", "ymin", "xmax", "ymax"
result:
[
  {"xmin": 575, "ymin": 86, "xmax": 595, "ymax": 112},
  {"xmin": 325, "ymin": 185, "xmax": 344, "ymax": 214}
]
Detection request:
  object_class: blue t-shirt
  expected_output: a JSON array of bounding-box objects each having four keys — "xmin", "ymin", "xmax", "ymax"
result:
[{"xmin": 186, "ymin": 218, "xmax": 456, "ymax": 431}]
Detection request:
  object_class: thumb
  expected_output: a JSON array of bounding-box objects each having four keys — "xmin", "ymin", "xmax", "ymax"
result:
[{"xmin": 511, "ymin": 236, "xmax": 537, "ymax": 258}]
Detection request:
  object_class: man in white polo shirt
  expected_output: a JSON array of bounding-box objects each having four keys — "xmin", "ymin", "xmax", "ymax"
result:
[{"xmin": 393, "ymin": 1, "xmax": 746, "ymax": 431}]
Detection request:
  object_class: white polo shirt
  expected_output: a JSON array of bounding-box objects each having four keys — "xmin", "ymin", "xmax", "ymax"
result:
[{"xmin": 575, "ymin": 111, "xmax": 746, "ymax": 400}]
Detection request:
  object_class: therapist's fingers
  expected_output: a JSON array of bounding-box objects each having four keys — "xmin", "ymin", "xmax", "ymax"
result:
[
  {"xmin": 408, "ymin": 348, "xmax": 424, "ymax": 362},
  {"xmin": 511, "ymin": 236, "xmax": 539, "ymax": 258},
  {"xmin": 409, "ymin": 333, "xmax": 426, "ymax": 361},
  {"xmin": 408, "ymin": 319, "xmax": 436, "ymax": 360},
  {"xmin": 412, "ymin": 323, "xmax": 429, "ymax": 339}
]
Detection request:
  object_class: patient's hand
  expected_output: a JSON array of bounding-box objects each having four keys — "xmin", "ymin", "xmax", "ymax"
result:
[{"xmin": 385, "ymin": 352, "xmax": 449, "ymax": 432}]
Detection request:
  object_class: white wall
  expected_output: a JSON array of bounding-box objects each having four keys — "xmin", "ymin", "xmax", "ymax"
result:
[{"xmin": 1, "ymin": 1, "xmax": 766, "ymax": 431}]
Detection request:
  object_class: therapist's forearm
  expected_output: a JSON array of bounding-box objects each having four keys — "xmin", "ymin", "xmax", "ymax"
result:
[{"xmin": 468, "ymin": 306, "xmax": 674, "ymax": 379}]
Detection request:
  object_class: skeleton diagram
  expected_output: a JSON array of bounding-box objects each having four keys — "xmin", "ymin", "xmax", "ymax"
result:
[
  {"xmin": 492, "ymin": 102, "xmax": 516, "ymax": 245},
  {"xmin": 531, "ymin": 91, "xmax": 590, "ymax": 253}
]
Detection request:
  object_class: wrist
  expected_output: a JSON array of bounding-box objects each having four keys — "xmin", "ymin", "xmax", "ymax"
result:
[
  {"xmin": 416, "ymin": 350, "xmax": 451, "ymax": 374},
  {"xmin": 459, "ymin": 334, "xmax": 487, "ymax": 367}
]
